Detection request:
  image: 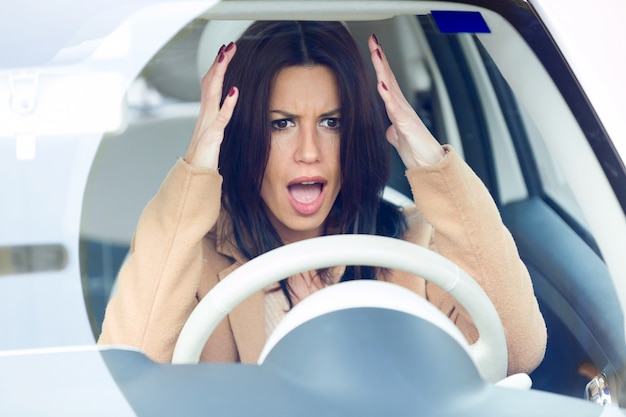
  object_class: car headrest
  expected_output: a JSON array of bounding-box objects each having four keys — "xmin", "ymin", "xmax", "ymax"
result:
[
  {"xmin": 196, "ymin": 19, "xmax": 253, "ymax": 88},
  {"xmin": 141, "ymin": 20, "xmax": 205, "ymax": 102},
  {"xmin": 141, "ymin": 19, "xmax": 252, "ymax": 102}
]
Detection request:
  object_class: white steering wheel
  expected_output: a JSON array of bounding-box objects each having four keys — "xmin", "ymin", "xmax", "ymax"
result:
[{"xmin": 172, "ymin": 234, "xmax": 507, "ymax": 382}]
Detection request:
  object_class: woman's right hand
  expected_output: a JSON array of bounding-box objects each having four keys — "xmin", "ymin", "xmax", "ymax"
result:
[{"xmin": 185, "ymin": 42, "xmax": 239, "ymax": 170}]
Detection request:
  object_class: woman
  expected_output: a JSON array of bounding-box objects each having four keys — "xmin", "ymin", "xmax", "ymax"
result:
[{"xmin": 98, "ymin": 21, "xmax": 546, "ymax": 375}]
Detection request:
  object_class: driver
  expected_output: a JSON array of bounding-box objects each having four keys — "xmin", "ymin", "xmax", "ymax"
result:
[{"xmin": 98, "ymin": 21, "xmax": 546, "ymax": 376}]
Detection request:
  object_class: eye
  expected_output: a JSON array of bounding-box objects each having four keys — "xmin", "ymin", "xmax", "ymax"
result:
[
  {"xmin": 271, "ymin": 119, "xmax": 295, "ymax": 130},
  {"xmin": 321, "ymin": 117, "xmax": 341, "ymax": 129}
]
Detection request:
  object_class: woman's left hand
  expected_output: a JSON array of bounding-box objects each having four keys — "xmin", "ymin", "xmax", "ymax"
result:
[{"xmin": 368, "ymin": 34, "xmax": 446, "ymax": 168}]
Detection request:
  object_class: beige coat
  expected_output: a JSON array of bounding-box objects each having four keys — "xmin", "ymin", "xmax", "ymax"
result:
[{"xmin": 98, "ymin": 146, "xmax": 546, "ymax": 375}]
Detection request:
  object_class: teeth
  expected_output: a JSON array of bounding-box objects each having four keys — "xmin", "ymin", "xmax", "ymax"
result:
[{"xmin": 300, "ymin": 181, "xmax": 317, "ymax": 185}]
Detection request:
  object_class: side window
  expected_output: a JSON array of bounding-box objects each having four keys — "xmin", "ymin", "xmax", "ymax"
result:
[
  {"xmin": 416, "ymin": 12, "xmax": 591, "ymax": 240},
  {"xmin": 412, "ymin": 9, "xmax": 623, "ymax": 400},
  {"xmin": 417, "ymin": 14, "xmax": 517, "ymax": 204},
  {"xmin": 473, "ymin": 38, "xmax": 590, "ymax": 232},
  {"xmin": 519, "ymin": 100, "xmax": 590, "ymax": 229}
]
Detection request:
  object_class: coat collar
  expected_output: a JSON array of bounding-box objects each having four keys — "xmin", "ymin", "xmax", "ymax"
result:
[
  {"xmin": 213, "ymin": 209, "xmax": 266, "ymax": 364},
  {"xmin": 215, "ymin": 209, "xmax": 248, "ymax": 267}
]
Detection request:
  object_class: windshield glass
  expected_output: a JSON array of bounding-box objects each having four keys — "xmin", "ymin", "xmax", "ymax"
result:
[{"xmin": 2, "ymin": 0, "xmax": 626, "ymax": 409}]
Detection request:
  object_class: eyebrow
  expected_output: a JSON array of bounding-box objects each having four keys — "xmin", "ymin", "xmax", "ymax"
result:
[{"xmin": 269, "ymin": 109, "xmax": 341, "ymax": 118}]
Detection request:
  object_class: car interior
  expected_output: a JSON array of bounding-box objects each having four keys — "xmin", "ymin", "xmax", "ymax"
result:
[{"xmin": 79, "ymin": 4, "xmax": 626, "ymax": 404}]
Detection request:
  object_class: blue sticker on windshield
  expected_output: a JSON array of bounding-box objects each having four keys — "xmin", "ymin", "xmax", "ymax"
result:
[{"xmin": 431, "ymin": 11, "xmax": 491, "ymax": 34}]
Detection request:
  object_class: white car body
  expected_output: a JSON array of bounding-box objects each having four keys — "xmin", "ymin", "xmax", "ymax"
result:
[{"xmin": 1, "ymin": 0, "xmax": 625, "ymax": 415}]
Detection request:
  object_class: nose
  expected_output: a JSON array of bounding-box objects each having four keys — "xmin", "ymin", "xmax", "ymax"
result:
[{"xmin": 294, "ymin": 124, "xmax": 321, "ymax": 164}]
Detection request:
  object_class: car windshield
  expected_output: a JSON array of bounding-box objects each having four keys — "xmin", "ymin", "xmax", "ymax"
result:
[{"xmin": 2, "ymin": 0, "xmax": 626, "ymax": 412}]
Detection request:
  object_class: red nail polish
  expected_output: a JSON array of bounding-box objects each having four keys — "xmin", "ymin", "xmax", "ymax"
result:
[
  {"xmin": 218, "ymin": 52, "xmax": 225, "ymax": 63},
  {"xmin": 381, "ymin": 81, "xmax": 388, "ymax": 91},
  {"xmin": 228, "ymin": 87, "xmax": 236, "ymax": 97},
  {"xmin": 376, "ymin": 49, "xmax": 382, "ymax": 60},
  {"xmin": 225, "ymin": 41, "xmax": 235, "ymax": 52},
  {"xmin": 372, "ymin": 33, "xmax": 380, "ymax": 45},
  {"xmin": 217, "ymin": 44, "xmax": 225, "ymax": 56}
]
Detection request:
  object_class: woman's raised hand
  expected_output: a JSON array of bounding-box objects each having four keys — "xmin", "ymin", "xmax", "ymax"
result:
[
  {"xmin": 368, "ymin": 35, "xmax": 445, "ymax": 169},
  {"xmin": 185, "ymin": 42, "xmax": 239, "ymax": 170}
]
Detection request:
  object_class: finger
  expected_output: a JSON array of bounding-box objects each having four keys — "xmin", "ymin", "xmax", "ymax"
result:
[
  {"xmin": 368, "ymin": 35, "xmax": 401, "ymax": 95},
  {"xmin": 193, "ymin": 42, "xmax": 237, "ymax": 137},
  {"xmin": 190, "ymin": 85, "xmax": 239, "ymax": 153},
  {"xmin": 368, "ymin": 35, "xmax": 414, "ymax": 127},
  {"xmin": 187, "ymin": 86, "xmax": 239, "ymax": 169},
  {"xmin": 187, "ymin": 43, "xmax": 238, "ymax": 167},
  {"xmin": 385, "ymin": 125, "xmax": 399, "ymax": 148},
  {"xmin": 200, "ymin": 42, "xmax": 238, "ymax": 115},
  {"xmin": 368, "ymin": 35, "xmax": 442, "ymax": 168},
  {"xmin": 214, "ymin": 86, "xmax": 239, "ymax": 130},
  {"xmin": 202, "ymin": 86, "xmax": 239, "ymax": 147}
]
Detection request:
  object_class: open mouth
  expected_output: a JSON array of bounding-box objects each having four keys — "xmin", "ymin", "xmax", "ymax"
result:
[
  {"xmin": 287, "ymin": 178, "xmax": 327, "ymax": 215},
  {"xmin": 288, "ymin": 181, "xmax": 324, "ymax": 204}
]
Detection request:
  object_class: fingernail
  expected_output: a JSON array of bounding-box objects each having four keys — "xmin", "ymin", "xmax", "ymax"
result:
[
  {"xmin": 218, "ymin": 52, "xmax": 225, "ymax": 63},
  {"xmin": 372, "ymin": 33, "xmax": 380, "ymax": 45},
  {"xmin": 217, "ymin": 44, "xmax": 225, "ymax": 56},
  {"xmin": 381, "ymin": 81, "xmax": 388, "ymax": 91},
  {"xmin": 225, "ymin": 41, "xmax": 235, "ymax": 52},
  {"xmin": 228, "ymin": 86, "xmax": 236, "ymax": 97},
  {"xmin": 376, "ymin": 49, "xmax": 382, "ymax": 60}
]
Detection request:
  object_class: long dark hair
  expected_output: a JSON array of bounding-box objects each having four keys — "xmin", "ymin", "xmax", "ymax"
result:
[{"xmin": 218, "ymin": 21, "xmax": 407, "ymax": 305}]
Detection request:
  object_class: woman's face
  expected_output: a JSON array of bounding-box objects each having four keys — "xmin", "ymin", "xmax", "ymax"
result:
[{"xmin": 261, "ymin": 65, "xmax": 342, "ymax": 244}]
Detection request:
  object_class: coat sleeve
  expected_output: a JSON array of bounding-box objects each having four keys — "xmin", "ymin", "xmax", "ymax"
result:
[
  {"xmin": 405, "ymin": 145, "xmax": 546, "ymax": 375},
  {"xmin": 97, "ymin": 158, "xmax": 224, "ymax": 363}
]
